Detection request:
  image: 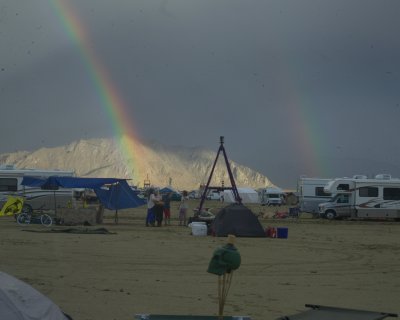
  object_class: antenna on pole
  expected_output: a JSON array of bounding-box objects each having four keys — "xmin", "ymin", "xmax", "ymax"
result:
[{"xmin": 198, "ymin": 136, "xmax": 242, "ymax": 213}]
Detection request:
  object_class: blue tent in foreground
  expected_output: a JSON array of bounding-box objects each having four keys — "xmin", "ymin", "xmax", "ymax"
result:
[{"xmin": 21, "ymin": 176, "xmax": 146, "ymax": 210}]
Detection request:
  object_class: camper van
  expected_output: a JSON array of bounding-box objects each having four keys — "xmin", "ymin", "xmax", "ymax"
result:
[
  {"xmin": 297, "ymin": 177, "xmax": 333, "ymax": 214},
  {"xmin": 258, "ymin": 187, "xmax": 284, "ymax": 206},
  {"xmin": 318, "ymin": 174, "xmax": 400, "ymax": 220},
  {"xmin": 0, "ymin": 165, "xmax": 75, "ymax": 213}
]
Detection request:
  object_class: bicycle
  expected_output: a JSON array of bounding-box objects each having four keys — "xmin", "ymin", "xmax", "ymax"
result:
[{"xmin": 16, "ymin": 211, "xmax": 53, "ymax": 227}]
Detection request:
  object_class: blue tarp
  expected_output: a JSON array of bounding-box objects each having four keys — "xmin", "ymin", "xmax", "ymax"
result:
[
  {"xmin": 94, "ymin": 180, "xmax": 146, "ymax": 210},
  {"xmin": 160, "ymin": 187, "xmax": 177, "ymax": 194},
  {"xmin": 21, "ymin": 176, "xmax": 125, "ymax": 189},
  {"xmin": 21, "ymin": 176, "xmax": 146, "ymax": 210}
]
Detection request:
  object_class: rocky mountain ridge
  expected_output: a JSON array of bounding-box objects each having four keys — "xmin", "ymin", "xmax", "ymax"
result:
[{"xmin": 0, "ymin": 138, "xmax": 274, "ymax": 190}]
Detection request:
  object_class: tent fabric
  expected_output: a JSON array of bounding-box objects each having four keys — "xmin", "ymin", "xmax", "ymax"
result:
[
  {"xmin": 0, "ymin": 271, "xmax": 70, "ymax": 320},
  {"xmin": 223, "ymin": 188, "xmax": 259, "ymax": 204},
  {"xmin": 160, "ymin": 187, "xmax": 178, "ymax": 194},
  {"xmin": 21, "ymin": 176, "xmax": 125, "ymax": 189},
  {"xmin": 94, "ymin": 180, "xmax": 146, "ymax": 210},
  {"xmin": 21, "ymin": 176, "xmax": 146, "ymax": 210},
  {"xmin": 211, "ymin": 204, "xmax": 266, "ymax": 237}
]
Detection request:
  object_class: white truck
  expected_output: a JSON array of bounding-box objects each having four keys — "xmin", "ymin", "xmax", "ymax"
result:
[
  {"xmin": 297, "ymin": 177, "xmax": 333, "ymax": 215},
  {"xmin": 258, "ymin": 187, "xmax": 284, "ymax": 206},
  {"xmin": 318, "ymin": 174, "xmax": 400, "ymax": 220},
  {"xmin": 0, "ymin": 165, "xmax": 75, "ymax": 213}
]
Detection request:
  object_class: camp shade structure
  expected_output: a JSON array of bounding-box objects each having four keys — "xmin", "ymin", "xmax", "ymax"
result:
[
  {"xmin": 21, "ymin": 176, "xmax": 146, "ymax": 211},
  {"xmin": 21, "ymin": 176, "xmax": 126, "ymax": 189},
  {"xmin": 94, "ymin": 180, "xmax": 147, "ymax": 210},
  {"xmin": 198, "ymin": 136, "xmax": 242, "ymax": 214},
  {"xmin": 0, "ymin": 271, "xmax": 72, "ymax": 320}
]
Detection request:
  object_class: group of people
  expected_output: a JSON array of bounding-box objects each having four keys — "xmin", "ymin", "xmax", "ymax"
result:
[{"xmin": 146, "ymin": 189, "xmax": 189, "ymax": 227}]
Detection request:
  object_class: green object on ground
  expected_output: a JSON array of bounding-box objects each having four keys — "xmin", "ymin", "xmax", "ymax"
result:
[{"xmin": 207, "ymin": 244, "xmax": 241, "ymax": 276}]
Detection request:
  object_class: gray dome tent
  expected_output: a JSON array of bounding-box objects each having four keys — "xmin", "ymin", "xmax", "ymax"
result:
[
  {"xmin": 211, "ymin": 204, "xmax": 266, "ymax": 237},
  {"xmin": 0, "ymin": 271, "xmax": 72, "ymax": 320}
]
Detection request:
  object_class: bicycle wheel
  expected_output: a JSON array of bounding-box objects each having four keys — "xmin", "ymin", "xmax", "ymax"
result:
[
  {"xmin": 40, "ymin": 214, "xmax": 53, "ymax": 227},
  {"xmin": 17, "ymin": 213, "xmax": 30, "ymax": 226}
]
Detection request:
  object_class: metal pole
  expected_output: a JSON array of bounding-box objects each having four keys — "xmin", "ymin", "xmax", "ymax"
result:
[{"xmin": 198, "ymin": 143, "xmax": 222, "ymax": 213}]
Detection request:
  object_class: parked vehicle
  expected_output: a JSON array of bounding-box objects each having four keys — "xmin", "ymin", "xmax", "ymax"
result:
[
  {"xmin": 0, "ymin": 165, "xmax": 75, "ymax": 213},
  {"xmin": 258, "ymin": 187, "xmax": 284, "ymax": 206},
  {"xmin": 297, "ymin": 177, "xmax": 333, "ymax": 215},
  {"xmin": 207, "ymin": 190, "xmax": 221, "ymax": 200},
  {"xmin": 319, "ymin": 174, "xmax": 400, "ymax": 220}
]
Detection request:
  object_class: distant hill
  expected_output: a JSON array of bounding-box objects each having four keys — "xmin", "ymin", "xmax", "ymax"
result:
[{"xmin": 0, "ymin": 138, "xmax": 274, "ymax": 190}]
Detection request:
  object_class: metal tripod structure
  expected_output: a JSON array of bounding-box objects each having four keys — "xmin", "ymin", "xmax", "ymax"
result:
[{"xmin": 198, "ymin": 136, "xmax": 242, "ymax": 213}]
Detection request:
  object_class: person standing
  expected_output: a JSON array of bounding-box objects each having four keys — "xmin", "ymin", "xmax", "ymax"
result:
[
  {"xmin": 179, "ymin": 190, "xmax": 189, "ymax": 226},
  {"xmin": 162, "ymin": 192, "xmax": 172, "ymax": 225},
  {"xmin": 152, "ymin": 189, "xmax": 164, "ymax": 227},
  {"xmin": 146, "ymin": 188, "xmax": 157, "ymax": 227}
]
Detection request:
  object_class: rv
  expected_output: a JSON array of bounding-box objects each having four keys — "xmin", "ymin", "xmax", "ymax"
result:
[
  {"xmin": 318, "ymin": 174, "xmax": 400, "ymax": 220},
  {"xmin": 0, "ymin": 165, "xmax": 75, "ymax": 213},
  {"xmin": 258, "ymin": 187, "xmax": 284, "ymax": 206},
  {"xmin": 298, "ymin": 177, "xmax": 333, "ymax": 214}
]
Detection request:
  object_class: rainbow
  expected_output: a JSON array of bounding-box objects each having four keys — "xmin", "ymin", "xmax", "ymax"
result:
[
  {"xmin": 274, "ymin": 54, "xmax": 331, "ymax": 178},
  {"xmin": 50, "ymin": 0, "xmax": 145, "ymax": 184}
]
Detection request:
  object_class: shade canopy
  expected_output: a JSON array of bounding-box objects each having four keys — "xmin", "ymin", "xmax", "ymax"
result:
[
  {"xmin": 95, "ymin": 180, "xmax": 146, "ymax": 210},
  {"xmin": 21, "ymin": 176, "xmax": 125, "ymax": 189},
  {"xmin": 21, "ymin": 176, "xmax": 146, "ymax": 210}
]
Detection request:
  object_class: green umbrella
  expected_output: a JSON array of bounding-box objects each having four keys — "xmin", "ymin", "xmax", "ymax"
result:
[{"xmin": 207, "ymin": 235, "xmax": 241, "ymax": 320}]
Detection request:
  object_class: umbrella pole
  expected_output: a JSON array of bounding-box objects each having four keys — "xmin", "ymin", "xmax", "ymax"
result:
[
  {"xmin": 114, "ymin": 209, "xmax": 118, "ymax": 224},
  {"xmin": 218, "ymin": 275, "xmax": 223, "ymax": 320},
  {"xmin": 54, "ymin": 190, "xmax": 57, "ymax": 215},
  {"xmin": 219, "ymin": 272, "xmax": 233, "ymax": 320}
]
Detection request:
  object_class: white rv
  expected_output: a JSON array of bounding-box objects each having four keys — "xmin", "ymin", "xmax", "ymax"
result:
[
  {"xmin": 318, "ymin": 174, "xmax": 400, "ymax": 220},
  {"xmin": 0, "ymin": 165, "xmax": 75, "ymax": 213},
  {"xmin": 298, "ymin": 177, "xmax": 332, "ymax": 214},
  {"xmin": 258, "ymin": 187, "xmax": 284, "ymax": 206}
]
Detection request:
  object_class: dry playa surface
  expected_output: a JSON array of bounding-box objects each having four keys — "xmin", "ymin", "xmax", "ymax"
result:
[{"xmin": 0, "ymin": 201, "xmax": 399, "ymax": 320}]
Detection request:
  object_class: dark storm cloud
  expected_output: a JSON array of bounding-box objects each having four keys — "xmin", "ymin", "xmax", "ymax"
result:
[{"xmin": 1, "ymin": 0, "xmax": 400, "ymax": 188}]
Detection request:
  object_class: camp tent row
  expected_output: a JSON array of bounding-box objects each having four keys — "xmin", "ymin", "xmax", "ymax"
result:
[
  {"xmin": 21, "ymin": 176, "xmax": 146, "ymax": 210},
  {"xmin": 21, "ymin": 176, "xmax": 265, "ymax": 237}
]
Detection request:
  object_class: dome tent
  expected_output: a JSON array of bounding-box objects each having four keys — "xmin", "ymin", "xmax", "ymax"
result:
[
  {"xmin": 211, "ymin": 204, "xmax": 266, "ymax": 237},
  {"xmin": 0, "ymin": 271, "xmax": 72, "ymax": 320}
]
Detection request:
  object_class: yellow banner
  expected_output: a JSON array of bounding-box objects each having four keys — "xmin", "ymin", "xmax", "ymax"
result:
[{"xmin": 0, "ymin": 196, "xmax": 24, "ymax": 217}]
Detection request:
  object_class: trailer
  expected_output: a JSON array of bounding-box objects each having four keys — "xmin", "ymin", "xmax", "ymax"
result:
[
  {"xmin": 0, "ymin": 165, "xmax": 75, "ymax": 213},
  {"xmin": 319, "ymin": 174, "xmax": 400, "ymax": 220},
  {"xmin": 297, "ymin": 177, "xmax": 333, "ymax": 215},
  {"xmin": 258, "ymin": 187, "xmax": 284, "ymax": 206}
]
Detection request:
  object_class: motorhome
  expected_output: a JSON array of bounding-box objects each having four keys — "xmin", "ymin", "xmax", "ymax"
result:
[
  {"xmin": 0, "ymin": 165, "xmax": 75, "ymax": 213},
  {"xmin": 297, "ymin": 177, "xmax": 333, "ymax": 214},
  {"xmin": 318, "ymin": 174, "xmax": 400, "ymax": 220},
  {"xmin": 258, "ymin": 187, "xmax": 284, "ymax": 206}
]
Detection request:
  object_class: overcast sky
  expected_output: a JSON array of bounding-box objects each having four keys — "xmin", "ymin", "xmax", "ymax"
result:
[{"xmin": 1, "ymin": 0, "xmax": 400, "ymax": 188}]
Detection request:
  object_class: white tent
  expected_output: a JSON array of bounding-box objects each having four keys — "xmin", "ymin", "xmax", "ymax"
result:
[
  {"xmin": 223, "ymin": 187, "xmax": 260, "ymax": 204},
  {"xmin": 0, "ymin": 271, "xmax": 71, "ymax": 320}
]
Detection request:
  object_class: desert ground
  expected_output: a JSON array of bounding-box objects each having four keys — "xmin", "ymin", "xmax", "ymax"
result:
[{"xmin": 0, "ymin": 200, "xmax": 399, "ymax": 320}]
